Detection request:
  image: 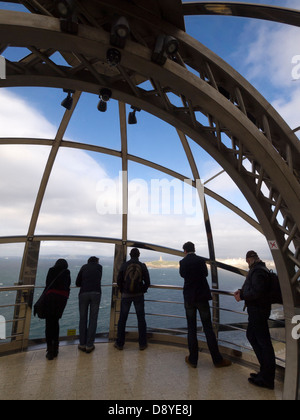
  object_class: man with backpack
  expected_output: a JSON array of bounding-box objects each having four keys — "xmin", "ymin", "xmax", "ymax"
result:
[
  {"xmin": 234, "ymin": 250, "xmax": 276, "ymax": 390},
  {"xmin": 115, "ymin": 248, "xmax": 151, "ymax": 351}
]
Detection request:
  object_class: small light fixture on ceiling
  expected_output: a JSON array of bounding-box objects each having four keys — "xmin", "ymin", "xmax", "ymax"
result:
[
  {"xmin": 151, "ymin": 35, "xmax": 179, "ymax": 66},
  {"xmin": 61, "ymin": 89, "xmax": 75, "ymax": 110},
  {"xmin": 128, "ymin": 106, "xmax": 141, "ymax": 125},
  {"xmin": 110, "ymin": 16, "xmax": 130, "ymax": 49},
  {"xmin": 54, "ymin": 0, "xmax": 75, "ymax": 18},
  {"xmin": 54, "ymin": 0, "xmax": 78, "ymax": 34},
  {"xmin": 106, "ymin": 48, "xmax": 122, "ymax": 67},
  {"xmin": 98, "ymin": 88, "xmax": 112, "ymax": 112}
]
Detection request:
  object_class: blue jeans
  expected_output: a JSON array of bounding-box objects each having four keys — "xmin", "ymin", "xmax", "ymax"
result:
[
  {"xmin": 185, "ymin": 300, "xmax": 223, "ymax": 365},
  {"xmin": 79, "ymin": 292, "xmax": 101, "ymax": 348},
  {"xmin": 116, "ymin": 295, "xmax": 147, "ymax": 347}
]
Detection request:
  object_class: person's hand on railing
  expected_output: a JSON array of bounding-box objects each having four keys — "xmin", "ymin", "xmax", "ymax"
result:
[{"xmin": 234, "ymin": 290, "xmax": 242, "ymax": 302}]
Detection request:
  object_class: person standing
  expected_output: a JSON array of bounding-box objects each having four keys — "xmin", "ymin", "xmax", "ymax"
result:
[
  {"xmin": 179, "ymin": 242, "xmax": 231, "ymax": 369},
  {"xmin": 76, "ymin": 256, "xmax": 102, "ymax": 354},
  {"xmin": 115, "ymin": 248, "xmax": 150, "ymax": 350},
  {"xmin": 234, "ymin": 250, "xmax": 276, "ymax": 389},
  {"xmin": 44, "ymin": 259, "xmax": 71, "ymax": 360}
]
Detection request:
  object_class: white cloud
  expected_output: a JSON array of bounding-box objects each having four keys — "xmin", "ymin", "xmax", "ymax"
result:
[
  {"xmin": 241, "ymin": 23, "xmax": 300, "ymax": 89},
  {"xmin": 231, "ymin": 3, "xmax": 300, "ymax": 130},
  {"xmin": 0, "ymin": 89, "xmax": 56, "ymax": 138}
]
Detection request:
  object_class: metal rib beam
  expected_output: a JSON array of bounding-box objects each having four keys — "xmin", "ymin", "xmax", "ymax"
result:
[{"xmin": 182, "ymin": 2, "xmax": 300, "ymax": 27}]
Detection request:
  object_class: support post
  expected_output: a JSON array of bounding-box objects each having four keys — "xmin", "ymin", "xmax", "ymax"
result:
[
  {"xmin": 108, "ymin": 244, "xmax": 127, "ymax": 341},
  {"xmin": 11, "ymin": 240, "xmax": 40, "ymax": 350}
]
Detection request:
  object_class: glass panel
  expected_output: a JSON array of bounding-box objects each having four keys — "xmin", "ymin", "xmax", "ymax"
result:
[
  {"xmin": 63, "ymin": 92, "xmax": 121, "ymax": 150},
  {"xmin": 127, "ymin": 162, "xmax": 208, "ymax": 253},
  {"xmin": 206, "ymin": 195, "xmax": 272, "ymax": 262},
  {"xmin": 0, "ymin": 145, "xmax": 50, "ymax": 236},
  {"xmin": 0, "ymin": 87, "xmax": 59, "ymax": 139},
  {"xmin": 127, "ymin": 106, "xmax": 193, "ymax": 179},
  {"xmin": 36, "ymin": 149, "xmax": 122, "ymax": 238},
  {"xmin": 30, "ymin": 242, "xmax": 115, "ymax": 339}
]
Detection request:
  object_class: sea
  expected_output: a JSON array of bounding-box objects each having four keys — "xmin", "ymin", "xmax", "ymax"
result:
[{"xmin": 0, "ymin": 256, "xmax": 250, "ymax": 347}]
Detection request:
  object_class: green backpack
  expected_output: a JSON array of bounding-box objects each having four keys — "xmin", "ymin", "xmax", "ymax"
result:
[{"xmin": 124, "ymin": 263, "xmax": 144, "ymax": 294}]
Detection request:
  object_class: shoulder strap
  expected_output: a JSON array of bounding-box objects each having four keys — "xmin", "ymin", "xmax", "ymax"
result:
[{"xmin": 44, "ymin": 269, "xmax": 67, "ymax": 294}]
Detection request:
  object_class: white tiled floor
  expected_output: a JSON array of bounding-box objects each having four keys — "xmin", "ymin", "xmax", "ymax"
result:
[{"xmin": 0, "ymin": 342, "xmax": 283, "ymax": 400}]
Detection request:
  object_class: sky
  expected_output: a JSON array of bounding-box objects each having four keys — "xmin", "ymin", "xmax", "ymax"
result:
[{"xmin": 0, "ymin": 0, "xmax": 299, "ymax": 263}]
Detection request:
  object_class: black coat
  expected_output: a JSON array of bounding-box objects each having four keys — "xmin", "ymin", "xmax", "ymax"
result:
[
  {"xmin": 179, "ymin": 253, "xmax": 212, "ymax": 304},
  {"xmin": 44, "ymin": 267, "xmax": 71, "ymax": 319},
  {"xmin": 76, "ymin": 262, "xmax": 103, "ymax": 294},
  {"xmin": 240, "ymin": 261, "xmax": 271, "ymax": 308}
]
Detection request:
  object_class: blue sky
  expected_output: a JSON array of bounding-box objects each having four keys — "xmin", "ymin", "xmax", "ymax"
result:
[{"xmin": 0, "ymin": 0, "xmax": 299, "ymax": 263}]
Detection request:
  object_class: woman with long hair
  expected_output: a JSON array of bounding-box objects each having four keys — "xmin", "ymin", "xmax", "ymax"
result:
[{"xmin": 44, "ymin": 259, "xmax": 71, "ymax": 360}]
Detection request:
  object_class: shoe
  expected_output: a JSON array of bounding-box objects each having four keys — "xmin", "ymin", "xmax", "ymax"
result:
[
  {"xmin": 250, "ymin": 372, "xmax": 259, "ymax": 379},
  {"xmin": 139, "ymin": 345, "xmax": 148, "ymax": 351},
  {"xmin": 86, "ymin": 345, "xmax": 95, "ymax": 354},
  {"xmin": 248, "ymin": 377, "xmax": 274, "ymax": 390},
  {"xmin": 185, "ymin": 356, "xmax": 197, "ymax": 368},
  {"xmin": 78, "ymin": 345, "xmax": 86, "ymax": 352},
  {"xmin": 114, "ymin": 343, "xmax": 123, "ymax": 351},
  {"xmin": 214, "ymin": 359, "xmax": 232, "ymax": 368},
  {"xmin": 46, "ymin": 351, "xmax": 54, "ymax": 361}
]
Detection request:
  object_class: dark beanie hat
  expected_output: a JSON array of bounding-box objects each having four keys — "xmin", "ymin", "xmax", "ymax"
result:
[{"xmin": 246, "ymin": 250, "xmax": 258, "ymax": 259}]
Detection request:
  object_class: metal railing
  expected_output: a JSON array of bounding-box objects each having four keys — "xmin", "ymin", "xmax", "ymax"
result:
[
  {"xmin": 110, "ymin": 284, "xmax": 286, "ymax": 367},
  {"xmin": 0, "ymin": 283, "xmax": 286, "ymax": 368},
  {"xmin": 0, "ymin": 285, "xmax": 34, "ymax": 353}
]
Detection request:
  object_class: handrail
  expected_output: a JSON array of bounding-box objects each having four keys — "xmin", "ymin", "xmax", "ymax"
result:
[
  {"xmin": 0, "ymin": 285, "xmax": 34, "ymax": 292},
  {"xmin": 0, "ymin": 283, "xmax": 285, "ymax": 366}
]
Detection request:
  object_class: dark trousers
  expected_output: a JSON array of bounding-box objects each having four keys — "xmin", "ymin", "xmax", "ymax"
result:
[
  {"xmin": 185, "ymin": 300, "xmax": 223, "ymax": 365},
  {"xmin": 116, "ymin": 295, "xmax": 147, "ymax": 347},
  {"xmin": 79, "ymin": 292, "xmax": 101, "ymax": 348},
  {"xmin": 247, "ymin": 306, "xmax": 276, "ymax": 386},
  {"xmin": 45, "ymin": 317, "xmax": 60, "ymax": 351}
]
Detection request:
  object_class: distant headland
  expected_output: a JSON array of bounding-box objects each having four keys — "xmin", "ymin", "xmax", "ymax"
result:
[{"xmin": 145, "ymin": 256, "xmax": 179, "ymax": 269}]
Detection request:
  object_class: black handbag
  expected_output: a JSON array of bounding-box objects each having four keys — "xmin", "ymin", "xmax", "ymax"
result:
[{"xmin": 33, "ymin": 270, "xmax": 66, "ymax": 319}]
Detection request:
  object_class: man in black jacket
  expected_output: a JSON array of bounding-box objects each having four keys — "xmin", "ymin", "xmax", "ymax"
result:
[
  {"xmin": 76, "ymin": 256, "xmax": 102, "ymax": 353},
  {"xmin": 180, "ymin": 242, "xmax": 231, "ymax": 369},
  {"xmin": 234, "ymin": 250, "xmax": 276, "ymax": 389},
  {"xmin": 115, "ymin": 248, "xmax": 151, "ymax": 350}
]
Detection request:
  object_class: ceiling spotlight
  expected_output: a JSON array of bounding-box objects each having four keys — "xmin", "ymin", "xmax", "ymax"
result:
[
  {"xmin": 151, "ymin": 35, "xmax": 179, "ymax": 66},
  {"xmin": 98, "ymin": 88, "xmax": 112, "ymax": 112},
  {"xmin": 106, "ymin": 48, "xmax": 121, "ymax": 67},
  {"xmin": 54, "ymin": 0, "xmax": 78, "ymax": 34},
  {"xmin": 97, "ymin": 100, "xmax": 107, "ymax": 113},
  {"xmin": 54, "ymin": 0, "xmax": 76, "ymax": 19},
  {"xmin": 164, "ymin": 36, "xmax": 179, "ymax": 55},
  {"xmin": 61, "ymin": 89, "xmax": 75, "ymax": 110},
  {"xmin": 128, "ymin": 106, "xmax": 141, "ymax": 125},
  {"xmin": 110, "ymin": 16, "xmax": 130, "ymax": 49},
  {"xmin": 100, "ymin": 88, "xmax": 112, "ymax": 102}
]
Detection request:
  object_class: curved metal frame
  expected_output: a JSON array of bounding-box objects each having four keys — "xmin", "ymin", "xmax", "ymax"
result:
[
  {"xmin": 0, "ymin": 2, "xmax": 299, "ymax": 399},
  {"xmin": 182, "ymin": 2, "xmax": 300, "ymax": 27}
]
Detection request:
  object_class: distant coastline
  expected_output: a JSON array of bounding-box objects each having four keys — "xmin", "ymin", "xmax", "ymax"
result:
[
  {"xmin": 145, "ymin": 256, "xmax": 179, "ymax": 269},
  {"xmin": 144, "ymin": 257, "xmax": 275, "ymax": 271}
]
